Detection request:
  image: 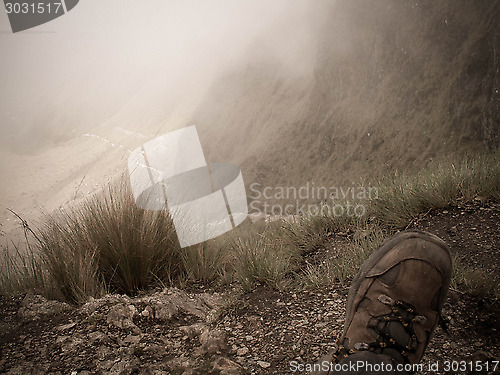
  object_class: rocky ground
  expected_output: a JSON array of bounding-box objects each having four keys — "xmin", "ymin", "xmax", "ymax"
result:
[{"xmin": 0, "ymin": 201, "xmax": 499, "ymax": 374}]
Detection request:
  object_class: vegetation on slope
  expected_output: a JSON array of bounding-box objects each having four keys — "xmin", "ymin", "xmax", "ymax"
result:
[
  {"xmin": 193, "ymin": 1, "xmax": 499, "ymax": 197},
  {"xmin": 1, "ymin": 151, "xmax": 498, "ymax": 302}
]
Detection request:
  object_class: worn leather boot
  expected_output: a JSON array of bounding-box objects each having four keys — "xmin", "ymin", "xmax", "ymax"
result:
[{"xmin": 311, "ymin": 230, "xmax": 452, "ymax": 374}]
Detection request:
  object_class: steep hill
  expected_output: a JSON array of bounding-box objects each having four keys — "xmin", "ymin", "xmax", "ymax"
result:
[
  {"xmin": 192, "ymin": 0, "xmax": 499, "ymax": 203},
  {"xmin": 1, "ymin": 0, "xmax": 498, "ymax": 239}
]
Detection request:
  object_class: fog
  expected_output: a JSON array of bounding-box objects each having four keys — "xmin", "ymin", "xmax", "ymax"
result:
[
  {"xmin": 0, "ymin": 0, "xmax": 325, "ymax": 240},
  {"xmin": 1, "ymin": 0, "xmax": 496, "ymax": 246},
  {"xmin": 0, "ymin": 0, "xmax": 322, "ymax": 154}
]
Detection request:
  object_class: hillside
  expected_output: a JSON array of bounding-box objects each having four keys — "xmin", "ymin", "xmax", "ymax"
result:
[
  {"xmin": 1, "ymin": 1, "xmax": 499, "ymax": 239},
  {"xmin": 1, "ymin": 2, "xmax": 499, "ymax": 373},
  {"xmin": 192, "ymin": 0, "xmax": 499, "ymax": 201},
  {"xmin": 1, "ymin": 201, "xmax": 498, "ymax": 374}
]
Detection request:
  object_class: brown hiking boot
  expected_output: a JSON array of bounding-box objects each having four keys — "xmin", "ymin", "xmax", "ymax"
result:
[{"xmin": 311, "ymin": 230, "xmax": 452, "ymax": 374}]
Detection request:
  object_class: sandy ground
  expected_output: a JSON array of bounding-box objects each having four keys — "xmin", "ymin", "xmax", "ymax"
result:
[
  {"xmin": 0, "ymin": 132, "xmax": 126, "ymax": 247},
  {"xmin": 0, "ymin": 100, "xmax": 200, "ymax": 251}
]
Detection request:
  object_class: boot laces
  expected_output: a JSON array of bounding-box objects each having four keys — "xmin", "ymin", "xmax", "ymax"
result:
[{"xmin": 331, "ymin": 294, "xmax": 428, "ymax": 363}]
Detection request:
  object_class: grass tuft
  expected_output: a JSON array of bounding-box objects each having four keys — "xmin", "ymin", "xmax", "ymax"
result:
[
  {"xmin": 299, "ymin": 226, "xmax": 386, "ymax": 288},
  {"xmin": 452, "ymin": 256, "xmax": 500, "ymax": 299},
  {"xmin": 0, "ymin": 243, "xmax": 47, "ymax": 297},
  {"xmin": 370, "ymin": 151, "xmax": 500, "ymax": 228},
  {"xmin": 232, "ymin": 231, "xmax": 299, "ymax": 291},
  {"xmin": 36, "ymin": 182, "xmax": 183, "ymax": 303},
  {"xmin": 181, "ymin": 242, "xmax": 228, "ymax": 285},
  {"xmin": 1, "ymin": 151, "xmax": 498, "ymax": 302}
]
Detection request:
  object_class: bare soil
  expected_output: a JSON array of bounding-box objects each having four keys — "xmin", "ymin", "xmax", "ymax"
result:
[{"xmin": 0, "ymin": 201, "xmax": 498, "ymax": 374}]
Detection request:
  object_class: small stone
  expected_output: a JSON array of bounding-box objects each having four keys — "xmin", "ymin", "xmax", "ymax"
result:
[
  {"xmin": 57, "ymin": 322, "xmax": 77, "ymax": 331},
  {"xmin": 212, "ymin": 357, "xmax": 243, "ymax": 375},
  {"xmin": 257, "ymin": 360, "xmax": 271, "ymax": 368},
  {"xmin": 237, "ymin": 347, "xmax": 249, "ymax": 356},
  {"xmin": 87, "ymin": 331, "xmax": 111, "ymax": 345},
  {"xmin": 141, "ymin": 306, "xmax": 152, "ymax": 317},
  {"xmin": 123, "ymin": 334, "xmax": 141, "ymax": 345},
  {"xmin": 179, "ymin": 323, "xmax": 208, "ymax": 339},
  {"xmin": 56, "ymin": 336, "xmax": 69, "ymax": 344},
  {"xmin": 198, "ymin": 329, "xmax": 227, "ymax": 355},
  {"xmin": 106, "ymin": 304, "xmax": 141, "ymax": 334}
]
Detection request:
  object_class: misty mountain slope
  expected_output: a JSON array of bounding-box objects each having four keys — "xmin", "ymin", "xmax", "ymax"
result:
[
  {"xmin": 1, "ymin": 0, "xmax": 498, "ymax": 237},
  {"xmin": 194, "ymin": 63, "xmax": 314, "ymax": 166},
  {"xmin": 192, "ymin": 0, "xmax": 499, "ymax": 197}
]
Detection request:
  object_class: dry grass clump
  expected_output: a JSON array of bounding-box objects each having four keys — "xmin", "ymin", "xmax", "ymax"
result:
[
  {"xmin": 370, "ymin": 151, "xmax": 500, "ymax": 228},
  {"xmin": 1, "ymin": 151, "xmax": 498, "ymax": 302}
]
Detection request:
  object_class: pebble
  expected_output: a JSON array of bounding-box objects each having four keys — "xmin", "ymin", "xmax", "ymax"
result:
[
  {"xmin": 237, "ymin": 347, "xmax": 249, "ymax": 356},
  {"xmin": 257, "ymin": 360, "xmax": 271, "ymax": 368}
]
